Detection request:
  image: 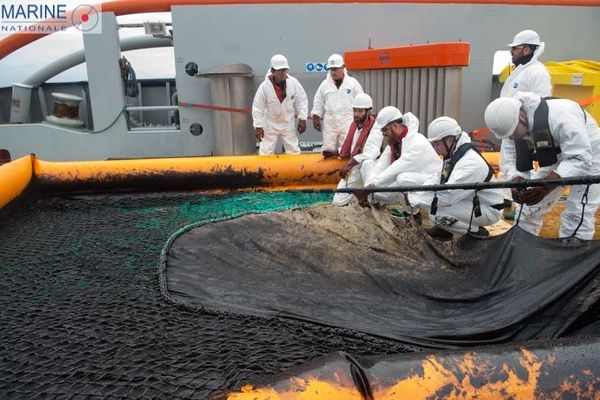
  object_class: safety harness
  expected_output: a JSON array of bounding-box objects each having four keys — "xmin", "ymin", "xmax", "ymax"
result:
[
  {"xmin": 515, "ymin": 97, "xmax": 587, "ymax": 172},
  {"xmin": 431, "ymin": 142, "xmax": 496, "ymax": 216},
  {"xmin": 440, "ymin": 143, "xmax": 494, "ymax": 185}
]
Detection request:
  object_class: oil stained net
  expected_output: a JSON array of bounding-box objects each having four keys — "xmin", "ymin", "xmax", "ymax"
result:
[
  {"xmin": 163, "ymin": 204, "xmax": 600, "ymax": 348},
  {"xmin": 0, "ymin": 192, "xmax": 422, "ymax": 399}
]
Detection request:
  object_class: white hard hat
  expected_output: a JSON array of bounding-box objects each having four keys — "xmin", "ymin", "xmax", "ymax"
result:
[
  {"xmin": 376, "ymin": 106, "xmax": 403, "ymax": 128},
  {"xmin": 484, "ymin": 97, "xmax": 522, "ymax": 140},
  {"xmin": 327, "ymin": 53, "xmax": 344, "ymax": 69},
  {"xmin": 508, "ymin": 30, "xmax": 541, "ymax": 47},
  {"xmin": 351, "ymin": 93, "xmax": 373, "ymax": 109},
  {"xmin": 427, "ymin": 116, "xmax": 461, "ymax": 142},
  {"xmin": 270, "ymin": 54, "xmax": 289, "ymax": 70}
]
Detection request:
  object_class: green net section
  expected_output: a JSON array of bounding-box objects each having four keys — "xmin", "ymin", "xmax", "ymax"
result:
[{"xmin": 0, "ymin": 191, "xmax": 416, "ymax": 399}]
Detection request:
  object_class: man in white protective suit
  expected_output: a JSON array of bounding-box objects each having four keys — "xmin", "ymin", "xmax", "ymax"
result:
[
  {"xmin": 485, "ymin": 92, "xmax": 600, "ymax": 241},
  {"xmin": 359, "ymin": 106, "xmax": 441, "ymax": 209},
  {"xmin": 252, "ymin": 54, "xmax": 308, "ymax": 155},
  {"xmin": 499, "ymin": 30, "xmax": 552, "ymax": 218},
  {"xmin": 332, "ymin": 93, "xmax": 384, "ymax": 206},
  {"xmin": 311, "ymin": 53, "xmax": 363, "ymax": 157},
  {"xmin": 500, "ymin": 29, "xmax": 552, "ymax": 99},
  {"xmin": 409, "ymin": 117, "xmax": 506, "ymax": 241}
]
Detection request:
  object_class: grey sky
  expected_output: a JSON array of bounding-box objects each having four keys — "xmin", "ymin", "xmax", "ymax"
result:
[{"xmin": 0, "ymin": 6, "xmax": 174, "ymax": 88}]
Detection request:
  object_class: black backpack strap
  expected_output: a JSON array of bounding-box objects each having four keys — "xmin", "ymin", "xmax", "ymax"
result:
[
  {"xmin": 471, "ymin": 145, "xmax": 495, "ymax": 182},
  {"xmin": 533, "ymin": 97, "xmax": 560, "ymax": 167},
  {"xmin": 433, "ymin": 142, "xmax": 494, "ymax": 215},
  {"xmin": 515, "ymin": 138, "xmax": 535, "ymax": 172},
  {"xmin": 443, "ymin": 143, "xmax": 494, "ymax": 183}
]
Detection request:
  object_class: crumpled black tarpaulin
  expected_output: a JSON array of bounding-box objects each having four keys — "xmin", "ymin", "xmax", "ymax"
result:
[{"xmin": 163, "ymin": 205, "xmax": 600, "ymax": 348}]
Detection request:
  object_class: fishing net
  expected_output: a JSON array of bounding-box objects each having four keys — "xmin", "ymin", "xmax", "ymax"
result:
[
  {"xmin": 1, "ymin": 191, "xmax": 598, "ymax": 398},
  {"xmin": 0, "ymin": 191, "xmax": 418, "ymax": 399}
]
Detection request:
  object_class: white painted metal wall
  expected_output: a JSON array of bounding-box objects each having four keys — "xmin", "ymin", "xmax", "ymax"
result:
[
  {"xmin": 1, "ymin": 3, "xmax": 600, "ymax": 161},
  {"xmin": 352, "ymin": 67, "xmax": 462, "ymax": 135}
]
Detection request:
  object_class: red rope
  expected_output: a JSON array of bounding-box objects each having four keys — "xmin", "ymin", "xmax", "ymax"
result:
[
  {"xmin": 178, "ymin": 101, "xmax": 315, "ymax": 119},
  {"xmin": 178, "ymin": 101, "xmax": 251, "ymax": 114}
]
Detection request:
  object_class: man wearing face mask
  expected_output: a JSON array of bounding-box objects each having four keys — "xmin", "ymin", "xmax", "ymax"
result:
[
  {"xmin": 485, "ymin": 93, "xmax": 600, "ymax": 240},
  {"xmin": 359, "ymin": 106, "xmax": 441, "ymax": 208},
  {"xmin": 311, "ymin": 53, "xmax": 363, "ymax": 157},
  {"xmin": 333, "ymin": 93, "xmax": 383, "ymax": 206},
  {"xmin": 252, "ymin": 54, "xmax": 308, "ymax": 155}
]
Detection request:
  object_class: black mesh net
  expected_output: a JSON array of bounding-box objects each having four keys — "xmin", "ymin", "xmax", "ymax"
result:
[
  {"xmin": 162, "ymin": 204, "xmax": 600, "ymax": 349},
  {"xmin": 0, "ymin": 191, "xmax": 418, "ymax": 399}
]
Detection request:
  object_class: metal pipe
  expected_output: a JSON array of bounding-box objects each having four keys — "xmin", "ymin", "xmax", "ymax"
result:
[
  {"xmin": 21, "ymin": 36, "xmax": 172, "ymax": 87},
  {"xmin": 117, "ymin": 23, "xmax": 173, "ymax": 28},
  {"xmin": 126, "ymin": 105, "xmax": 178, "ymax": 111},
  {"xmin": 129, "ymin": 126, "xmax": 179, "ymax": 131}
]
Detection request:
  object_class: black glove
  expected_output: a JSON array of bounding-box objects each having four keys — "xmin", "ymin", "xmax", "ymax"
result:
[
  {"xmin": 517, "ymin": 171, "xmax": 561, "ymax": 205},
  {"xmin": 519, "ymin": 186, "xmax": 554, "ymax": 205},
  {"xmin": 511, "ymin": 176, "xmax": 526, "ymax": 204},
  {"xmin": 297, "ymin": 119, "xmax": 306, "ymax": 134},
  {"xmin": 312, "ymin": 115, "xmax": 322, "ymax": 131},
  {"xmin": 322, "ymin": 149, "xmax": 339, "ymax": 158},
  {"xmin": 354, "ymin": 190, "xmax": 370, "ymax": 208}
]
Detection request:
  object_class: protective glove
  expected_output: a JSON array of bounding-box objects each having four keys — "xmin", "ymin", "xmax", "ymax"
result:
[
  {"xmin": 354, "ymin": 190, "xmax": 370, "ymax": 208},
  {"xmin": 255, "ymin": 127, "xmax": 264, "ymax": 141},
  {"xmin": 519, "ymin": 171, "xmax": 561, "ymax": 205},
  {"xmin": 322, "ymin": 149, "xmax": 339, "ymax": 159},
  {"xmin": 510, "ymin": 176, "xmax": 526, "ymax": 204},
  {"xmin": 340, "ymin": 158, "xmax": 358, "ymax": 179},
  {"xmin": 312, "ymin": 115, "xmax": 322, "ymax": 131},
  {"xmin": 297, "ymin": 119, "xmax": 306, "ymax": 134},
  {"xmin": 518, "ymin": 187, "xmax": 549, "ymax": 205}
]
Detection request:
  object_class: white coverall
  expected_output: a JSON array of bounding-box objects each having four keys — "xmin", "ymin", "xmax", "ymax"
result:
[
  {"xmin": 409, "ymin": 133, "xmax": 505, "ymax": 235},
  {"xmin": 361, "ymin": 113, "xmax": 442, "ymax": 208},
  {"xmin": 311, "ymin": 72, "xmax": 363, "ymax": 152},
  {"xmin": 499, "ymin": 43, "xmax": 552, "ymax": 179},
  {"xmin": 332, "ymin": 121, "xmax": 384, "ymax": 206},
  {"xmin": 252, "ymin": 73, "xmax": 308, "ymax": 155},
  {"xmin": 503, "ymin": 93, "xmax": 600, "ymax": 240}
]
